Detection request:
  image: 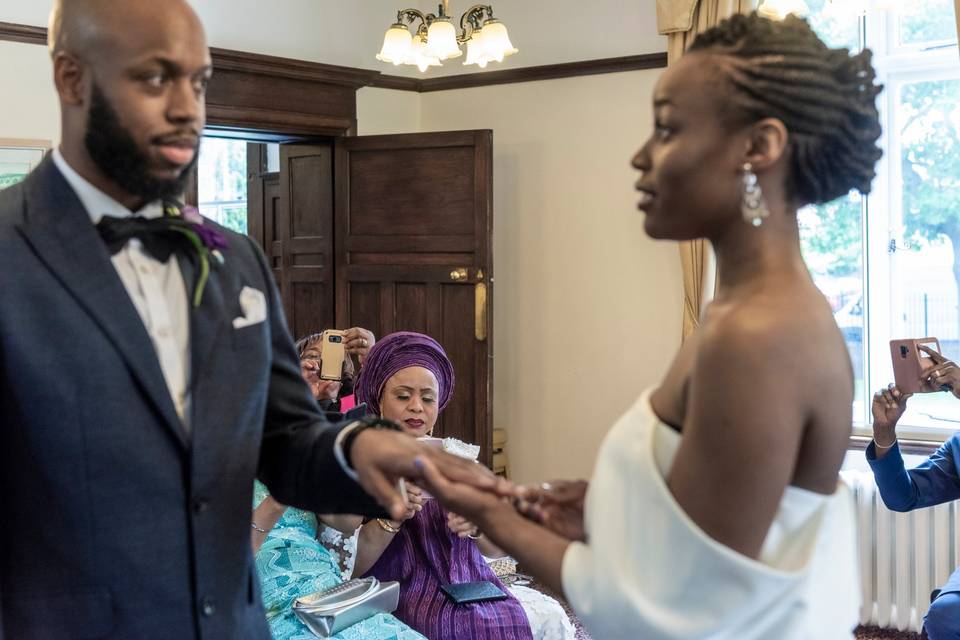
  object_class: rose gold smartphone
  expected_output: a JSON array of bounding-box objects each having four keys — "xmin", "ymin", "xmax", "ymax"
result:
[
  {"xmin": 319, "ymin": 330, "xmax": 347, "ymax": 381},
  {"xmin": 890, "ymin": 337, "xmax": 941, "ymax": 394}
]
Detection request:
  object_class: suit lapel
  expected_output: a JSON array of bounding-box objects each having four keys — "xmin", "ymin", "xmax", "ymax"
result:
[
  {"xmin": 16, "ymin": 158, "xmax": 189, "ymax": 449},
  {"xmin": 187, "ymin": 253, "xmax": 232, "ymax": 398}
]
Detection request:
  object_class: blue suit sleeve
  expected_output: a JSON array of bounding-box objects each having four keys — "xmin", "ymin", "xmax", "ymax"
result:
[
  {"xmin": 866, "ymin": 434, "xmax": 960, "ymax": 512},
  {"xmin": 244, "ymin": 235, "xmax": 385, "ymax": 517}
]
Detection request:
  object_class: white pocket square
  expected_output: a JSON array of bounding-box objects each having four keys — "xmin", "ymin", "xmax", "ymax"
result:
[{"xmin": 233, "ymin": 286, "xmax": 267, "ymax": 329}]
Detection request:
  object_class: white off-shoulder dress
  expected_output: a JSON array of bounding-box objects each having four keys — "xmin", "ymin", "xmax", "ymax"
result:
[{"xmin": 562, "ymin": 389, "xmax": 860, "ymax": 639}]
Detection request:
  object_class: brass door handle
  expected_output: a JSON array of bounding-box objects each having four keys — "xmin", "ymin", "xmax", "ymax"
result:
[
  {"xmin": 475, "ymin": 281, "xmax": 487, "ymax": 341},
  {"xmin": 450, "ymin": 267, "xmax": 468, "ymax": 282}
]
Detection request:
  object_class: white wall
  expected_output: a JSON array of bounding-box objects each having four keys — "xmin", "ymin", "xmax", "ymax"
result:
[
  {"xmin": 0, "ymin": 1, "xmax": 666, "ymax": 78},
  {"xmin": 0, "ymin": 41, "xmax": 59, "ymax": 143},
  {"xmin": 0, "ymin": 1, "xmax": 392, "ymax": 69},
  {"xmin": 356, "ymin": 88, "xmax": 421, "ymax": 135},
  {"xmin": 418, "ymin": 71, "xmax": 683, "ymax": 483}
]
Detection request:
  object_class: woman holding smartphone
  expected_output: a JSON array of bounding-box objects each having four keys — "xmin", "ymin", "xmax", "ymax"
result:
[
  {"xmin": 869, "ymin": 348, "xmax": 960, "ymax": 640},
  {"xmin": 296, "ymin": 327, "xmax": 375, "ymax": 413},
  {"xmin": 415, "ymin": 12, "xmax": 883, "ymax": 640}
]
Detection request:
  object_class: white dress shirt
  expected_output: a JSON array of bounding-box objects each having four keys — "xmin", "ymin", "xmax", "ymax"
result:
[{"xmin": 53, "ymin": 149, "xmax": 192, "ymax": 430}]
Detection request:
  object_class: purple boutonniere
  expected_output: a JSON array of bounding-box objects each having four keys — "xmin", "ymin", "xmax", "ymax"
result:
[{"xmin": 164, "ymin": 202, "xmax": 229, "ymax": 307}]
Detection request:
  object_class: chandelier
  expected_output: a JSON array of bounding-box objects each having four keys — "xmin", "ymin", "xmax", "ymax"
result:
[{"xmin": 377, "ymin": 1, "xmax": 518, "ymax": 73}]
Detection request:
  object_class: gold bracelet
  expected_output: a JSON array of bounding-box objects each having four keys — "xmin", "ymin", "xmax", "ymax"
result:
[
  {"xmin": 251, "ymin": 522, "xmax": 267, "ymax": 533},
  {"xmin": 376, "ymin": 518, "xmax": 401, "ymax": 534}
]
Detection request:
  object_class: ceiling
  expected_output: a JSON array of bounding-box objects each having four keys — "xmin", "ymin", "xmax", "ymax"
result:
[{"xmin": 0, "ymin": 0, "xmax": 666, "ymax": 77}]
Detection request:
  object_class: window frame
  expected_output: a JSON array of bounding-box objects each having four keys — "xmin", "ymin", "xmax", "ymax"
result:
[{"xmin": 804, "ymin": 3, "xmax": 960, "ymax": 439}]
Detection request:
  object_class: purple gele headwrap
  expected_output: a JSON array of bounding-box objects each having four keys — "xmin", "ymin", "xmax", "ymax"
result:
[{"xmin": 354, "ymin": 332, "xmax": 455, "ymax": 416}]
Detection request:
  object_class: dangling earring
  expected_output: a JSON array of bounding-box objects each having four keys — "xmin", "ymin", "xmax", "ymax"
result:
[{"xmin": 741, "ymin": 162, "xmax": 769, "ymax": 227}]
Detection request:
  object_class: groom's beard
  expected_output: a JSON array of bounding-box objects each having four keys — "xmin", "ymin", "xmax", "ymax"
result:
[{"xmin": 84, "ymin": 83, "xmax": 198, "ymax": 205}]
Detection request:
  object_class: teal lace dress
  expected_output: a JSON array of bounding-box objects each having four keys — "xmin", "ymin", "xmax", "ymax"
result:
[{"xmin": 253, "ymin": 481, "xmax": 426, "ymax": 640}]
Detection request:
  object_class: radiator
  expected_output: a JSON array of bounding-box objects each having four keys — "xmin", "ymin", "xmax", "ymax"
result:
[{"xmin": 842, "ymin": 470, "xmax": 960, "ymax": 632}]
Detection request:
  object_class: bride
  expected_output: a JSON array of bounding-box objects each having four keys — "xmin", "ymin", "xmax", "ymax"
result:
[{"xmin": 416, "ymin": 12, "xmax": 883, "ymax": 640}]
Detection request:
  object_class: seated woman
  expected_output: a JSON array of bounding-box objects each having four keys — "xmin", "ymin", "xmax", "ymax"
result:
[
  {"xmin": 346, "ymin": 331, "xmax": 574, "ymax": 640},
  {"xmin": 250, "ymin": 330, "xmax": 425, "ymax": 640},
  {"xmin": 867, "ymin": 349, "xmax": 960, "ymax": 640}
]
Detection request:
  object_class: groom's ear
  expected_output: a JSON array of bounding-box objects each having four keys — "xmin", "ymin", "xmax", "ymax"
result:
[{"xmin": 53, "ymin": 51, "xmax": 90, "ymax": 107}]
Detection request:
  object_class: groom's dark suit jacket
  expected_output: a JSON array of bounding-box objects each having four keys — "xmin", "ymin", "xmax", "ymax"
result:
[{"xmin": 0, "ymin": 158, "xmax": 382, "ymax": 639}]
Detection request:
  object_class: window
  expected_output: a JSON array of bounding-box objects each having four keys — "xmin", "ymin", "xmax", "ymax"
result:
[
  {"xmin": 799, "ymin": 0, "xmax": 960, "ymax": 438},
  {"xmin": 197, "ymin": 137, "xmax": 248, "ymax": 235}
]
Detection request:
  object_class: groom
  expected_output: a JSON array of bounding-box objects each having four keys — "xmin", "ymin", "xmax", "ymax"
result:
[{"xmin": 0, "ymin": 1, "xmax": 501, "ymax": 638}]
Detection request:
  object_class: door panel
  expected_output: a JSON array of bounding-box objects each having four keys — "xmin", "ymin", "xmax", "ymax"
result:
[
  {"xmin": 347, "ymin": 146, "xmax": 476, "ymax": 236},
  {"xmin": 245, "ymin": 144, "xmax": 282, "ymax": 290},
  {"xmin": 335, "ymin": 131, "xmax": 493, "ymax": 463},
  {"xmin": 279, "ymin": 144, "xmax": 335, "ymax": 340}
]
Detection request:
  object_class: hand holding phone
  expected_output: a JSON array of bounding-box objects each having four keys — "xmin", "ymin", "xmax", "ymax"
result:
[
  {"xmin": 320, "ymin": 330, "xmax": 347, "ymax": 381},
  {"xmin": 890, "ymin": 337, "xmax": 943, "ymax": 394},
  {"xmin": 916, "ymin": 344, "xmax": 960, "ymax": 398}
]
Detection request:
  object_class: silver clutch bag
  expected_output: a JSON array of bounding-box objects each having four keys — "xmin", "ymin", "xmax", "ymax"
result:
[{"xmin": 293, "ymin": 577, "xmax": 400, "ymax": 638}]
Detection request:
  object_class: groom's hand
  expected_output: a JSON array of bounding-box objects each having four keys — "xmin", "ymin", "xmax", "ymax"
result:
[{"xmin": 348, "ymin": 429, "xmax": 513, "ymax": 521}]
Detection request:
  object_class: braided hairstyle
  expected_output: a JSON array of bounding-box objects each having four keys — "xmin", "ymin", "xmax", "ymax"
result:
[{"xmin": 688, "ymin": 12, "xmax": 882, "ymax": 206}]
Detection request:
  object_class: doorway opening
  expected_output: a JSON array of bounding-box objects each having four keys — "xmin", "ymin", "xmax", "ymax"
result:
[{"xmin": 197, "ymin": 137, "xmax": 280, "ymax": 234}]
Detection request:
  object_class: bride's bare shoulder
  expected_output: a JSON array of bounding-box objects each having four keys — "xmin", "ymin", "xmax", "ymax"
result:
[{"xmin": 698, "ymin": 287, "xmax": 838, "ymax": 371}]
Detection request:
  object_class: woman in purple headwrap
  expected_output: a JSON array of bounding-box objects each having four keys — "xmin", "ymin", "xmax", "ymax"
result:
[{"xmin": 347, "ymin": 332, "xmax": 573, "ymax": 640}]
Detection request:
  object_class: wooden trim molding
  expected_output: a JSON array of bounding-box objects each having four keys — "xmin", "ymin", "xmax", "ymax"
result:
[
  {"xmin": 369, "ymin": 74, "xmax": 422, "ymax": 92},
  {"xmin": 1, "ymin": 21, "xmax": 667, "ymax": 94},
  {"xmin": 0, "ymin": 137, "xmax": 51, "ymax": 149},
  {"xmin": 0, "ymin": 21, "xmax": 46, "ymax": 46},
  {"xmin": 416, "ymin": 53, "xmax": 669, "ymax": 92},
  {"xmin": 204, "ymin": 104, "xmax": 353, "ymax": 137},
  {"xmin": 209, "ymin": 47, "xmax": 378, "ymax": 89}
]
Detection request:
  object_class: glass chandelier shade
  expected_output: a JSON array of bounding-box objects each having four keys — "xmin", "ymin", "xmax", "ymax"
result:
[
  {"xmin": 758, "ymin": 0, "xmax": 810, "ymax": 19},
  {"xmin": 463, "ymin": 30, "xmax": 489, "ymax": 67},
  {"xmin": 475, "ymin": 20, "xmax": 518, "ymax": 64},
  {"xmin": 376, "ymin": 23, "xmax": 414, "ymax": 65},
  {"xmin": 426, "ymin": 17, "xmax": 463, "ymax": 60},
  {"xmin": 410, "ymin": 36, "xmax": 442, "ymax": 72}
]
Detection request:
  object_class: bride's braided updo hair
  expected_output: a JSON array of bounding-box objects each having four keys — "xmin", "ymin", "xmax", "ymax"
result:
[{"xmin": 689, "ymin": 12, "xmax": 883, "ymax": 206}]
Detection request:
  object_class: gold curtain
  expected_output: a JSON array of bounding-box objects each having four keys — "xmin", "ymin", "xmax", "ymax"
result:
[{"xmin": 657, "ymin": 0, "xmax": 756, "ymax": 339}]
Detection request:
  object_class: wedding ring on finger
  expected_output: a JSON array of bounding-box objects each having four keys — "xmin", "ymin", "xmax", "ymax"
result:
[{"xmin": 537, "ymin": 482, "xmax": 553, "ymax": 502}]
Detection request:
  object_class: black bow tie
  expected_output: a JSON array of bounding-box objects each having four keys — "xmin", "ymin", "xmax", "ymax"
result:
[{"xmin": 96, "ymin": 214, "xmax": 193, "ymax": 263}]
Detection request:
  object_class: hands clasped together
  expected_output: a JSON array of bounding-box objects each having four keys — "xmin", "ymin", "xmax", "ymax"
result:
[{"xmin": 348, "ymin": 426, "xmax": 587, "ymax": 546}]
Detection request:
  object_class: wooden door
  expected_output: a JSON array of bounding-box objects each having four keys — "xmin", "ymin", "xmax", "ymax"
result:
[
  {"xmin": 273, "ymin": 143, "xmax": 335, "ymax": 339},
  {"xmin": 334, "ymin": 131, "xmax": 494, "ymax": 464}
]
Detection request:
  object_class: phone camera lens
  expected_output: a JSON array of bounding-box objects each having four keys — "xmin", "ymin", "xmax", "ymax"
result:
[
  {"xmin": 330, "ymin": 335, "xmax": 342, "ymax": 343},
  {"xmin": 900, "ymin": 346, "xmax": 909, "ymax": 358}
]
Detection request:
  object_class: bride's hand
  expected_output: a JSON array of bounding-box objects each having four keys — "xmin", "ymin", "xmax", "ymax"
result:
[{"xmin": 516, "ymin": 480, "xmax": 588, "ymax": 542}]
